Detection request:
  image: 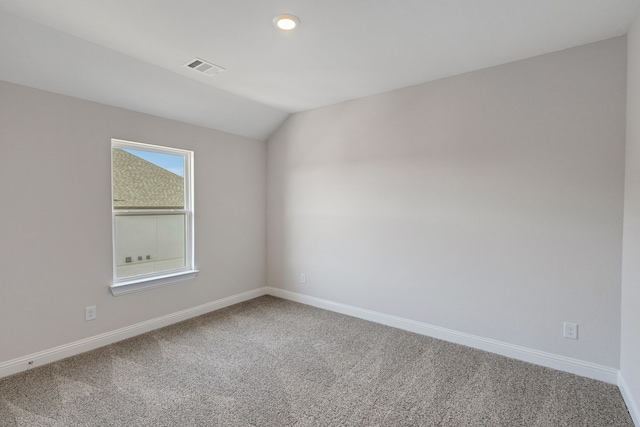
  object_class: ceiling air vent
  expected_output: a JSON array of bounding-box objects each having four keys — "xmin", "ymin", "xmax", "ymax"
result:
[{"xmin": 184, "ymin": 58, "xmax": 225, "ymax": 76}]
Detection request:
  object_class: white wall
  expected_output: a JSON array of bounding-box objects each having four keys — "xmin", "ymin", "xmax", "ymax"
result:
[
  {"xmin": 621, "ymin": 14, "xmax": 640, "ymax": 421},
  {"xmin": 0, "ymin": 80, "xmax": 266, "ymax": 364},
  {"xmin": 267, "ymin": 37, "xmax": 627, "ymax": 368}
]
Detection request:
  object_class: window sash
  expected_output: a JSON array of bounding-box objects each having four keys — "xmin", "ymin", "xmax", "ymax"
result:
[{"xmin": 113, "ymin": 212, "xmax": 191, "ymax": 280}]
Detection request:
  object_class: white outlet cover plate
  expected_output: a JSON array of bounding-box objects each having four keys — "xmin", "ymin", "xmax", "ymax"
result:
[
  {"xmin": 563, "ymin": 322, "xmax": 578, "ymax": 339},
  {"xmin": 85, "ymin": 306, "xmax": 97, "ymax": 321}
]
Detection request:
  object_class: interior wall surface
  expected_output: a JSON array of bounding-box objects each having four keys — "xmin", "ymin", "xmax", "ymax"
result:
[
  {"xmin": 0, "ymin": 80, "xmax": 266, "ymax": 363},
  {"xmin": 267, "ymin": 37, "xmax": 627, "ymax": 368},
  {"xmin": 621, "ymin": 13, "xmax": 640, "ymax": 419}
]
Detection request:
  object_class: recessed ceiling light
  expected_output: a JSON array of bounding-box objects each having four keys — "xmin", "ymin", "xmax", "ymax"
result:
[{"xmin": 273, "ymin": 14, "xmax": 300, "ymax": 31}]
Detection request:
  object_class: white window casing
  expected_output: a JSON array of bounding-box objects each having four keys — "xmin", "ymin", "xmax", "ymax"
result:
[{"xmin": 110, "ymin": 139, "xmax": 197, "ymax": 296}]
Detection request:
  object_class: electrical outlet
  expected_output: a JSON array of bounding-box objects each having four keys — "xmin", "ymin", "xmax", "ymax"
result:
[
  {"xmin": 85, "ymin": 306, "xmax": 97, "ymax": 321},
  {"xmin": 300, "ymin": 273, "xmax": 306, "ymax": 284},
  {"xmin": 563, "ymin": 322, "xmax": 578, "ymax": 340}
]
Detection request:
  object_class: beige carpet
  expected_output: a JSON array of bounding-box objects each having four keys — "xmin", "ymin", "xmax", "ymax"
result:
[{"xmin": 0, "ymin": 296, "xmax": 633, "ymax": 426}]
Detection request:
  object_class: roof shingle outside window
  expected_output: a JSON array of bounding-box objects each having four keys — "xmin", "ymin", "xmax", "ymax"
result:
[{"xmin": 112, "ymin": 148, "xmax": 184, "ymax": 210}]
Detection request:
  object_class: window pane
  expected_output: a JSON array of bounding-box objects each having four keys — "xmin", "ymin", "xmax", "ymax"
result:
[
  {"xmin": 112, "ymin": 148, "xmax": 184, "ymax": 209},
  {"xmin": 115, "ymin": 214, "xmax": 186, "ymax": 279}
]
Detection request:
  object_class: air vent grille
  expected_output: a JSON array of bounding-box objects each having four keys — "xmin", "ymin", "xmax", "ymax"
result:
[{"xmin": 185, "ymin": 58, "xmax": 225, "ymax": 76}]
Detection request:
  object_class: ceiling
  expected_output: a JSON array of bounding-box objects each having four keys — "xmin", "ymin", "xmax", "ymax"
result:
[{"xmin": 0, "ymin": 1, "xmax": 638, "ymax": 140}]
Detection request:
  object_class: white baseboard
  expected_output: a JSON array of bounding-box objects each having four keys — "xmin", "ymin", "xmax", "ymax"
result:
[
  {"xmin": 0, "ymin": 287, "xmax": 267, "ymax": 380},
  {"xmin": 265, "ymin": 287, "xmax": 620, "ymax": 385},
  {"xmin": 619, "ymin": 372, "xmax": 640, "ymax": 426},
  {"xmin": 0, "ymin": 286, "xmax": 623, "ymax": 390}
]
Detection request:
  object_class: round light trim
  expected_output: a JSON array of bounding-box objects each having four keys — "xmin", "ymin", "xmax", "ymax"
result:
[{"xmin": 274, "ymin": 14, "xmax": 300, "ymax": 31}]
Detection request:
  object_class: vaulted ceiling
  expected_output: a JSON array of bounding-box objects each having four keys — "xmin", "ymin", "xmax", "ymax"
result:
[{"xmin": 1, "ymin": 1, "xmax": 638, "ymax": 139}]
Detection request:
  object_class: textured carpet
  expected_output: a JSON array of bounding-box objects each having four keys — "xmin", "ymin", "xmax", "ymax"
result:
[{"xmin": 0, "ymin": 296, "xmax": 633, "ymax": 426}]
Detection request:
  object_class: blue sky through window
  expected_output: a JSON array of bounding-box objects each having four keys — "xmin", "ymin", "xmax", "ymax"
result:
[{"xmin": 124, "ymin": 149, "xmax": 184, "ymax": 177}]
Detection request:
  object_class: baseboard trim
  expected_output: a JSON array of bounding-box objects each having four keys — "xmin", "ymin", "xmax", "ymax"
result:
[
  {"xmin": 0, "ymin": 286, "xmax": 622, "ymax": 389},
  {"xmin": 265, "ymin": 287, "xmax": 619, "ymax": 385},
  {"xmin": 0, "ymin": 287, "xmax": 267, "ymax": 380},
  {"xmin": 619, "ymin": 372, "xmax": 640, "ymax": 426}
]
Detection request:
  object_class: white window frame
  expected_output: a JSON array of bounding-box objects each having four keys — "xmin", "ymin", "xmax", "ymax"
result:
[{"xmin": 110, "ymin": 139, "xmax": 197, "ymax": 296}]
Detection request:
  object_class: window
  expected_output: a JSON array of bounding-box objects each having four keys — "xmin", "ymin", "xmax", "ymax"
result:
[{"xmin": 110, "ymin": 139, "xmax": 196, "ymax": 295}]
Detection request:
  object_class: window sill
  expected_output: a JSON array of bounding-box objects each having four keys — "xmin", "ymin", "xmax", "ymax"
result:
[{"xmin": 110, "ymin": 270, "xmax": 199, "ymax": 296}]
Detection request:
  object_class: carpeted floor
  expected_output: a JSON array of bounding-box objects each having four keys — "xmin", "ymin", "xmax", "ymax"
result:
[{"xmin": 0, "ymin": 296, "xmax": 633, "ymax": 426}]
